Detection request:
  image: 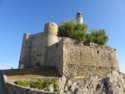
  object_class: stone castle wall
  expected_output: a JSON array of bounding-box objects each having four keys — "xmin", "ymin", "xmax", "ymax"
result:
[
  {"xmin": 30, "ymin": 32, "xmax": 47, "ymax": 67},
  {"xmin": 47, "ymin": 39, "xmax": 63, "ymax": 75},
  {"xmin": 19, "ymin": 32, "xmax": 48, "ymax": 68},
  {"xmin": 19, "ymin": 22, "xmax": 59, "ymax": 68},
  {"xmin": 62, "ymin": 38, "xmax": 119, "ymax": 78},
  {"xmin": 19, "ymin": 22, "xmax": 119, "ymax": 78}
]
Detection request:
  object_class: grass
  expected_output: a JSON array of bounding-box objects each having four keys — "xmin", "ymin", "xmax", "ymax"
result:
[
  {"xmin": 4, "ymin": 67, "xmax": 60, "ymax": 80},
  {"xmin": 123, "ymin": 89, "xmax": 125, "ymax": 93},
  {"xmin": 15, "ymin": 78, "xmax": 60, "ymax": 92}
]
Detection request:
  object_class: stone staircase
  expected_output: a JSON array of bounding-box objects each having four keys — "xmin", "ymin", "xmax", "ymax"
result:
[{"xmin": 0, "ymin": 70, "xmax": 9, "ymax": 94}]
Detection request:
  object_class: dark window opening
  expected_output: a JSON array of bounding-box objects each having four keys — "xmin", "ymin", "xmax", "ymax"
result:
[
  {"xmin": 97, "ymin": 51, "xmax": 99, "ymax": 54},
  {"xmin": 56, "ymin": 43, "xmax": 58, "ymax": 48}
]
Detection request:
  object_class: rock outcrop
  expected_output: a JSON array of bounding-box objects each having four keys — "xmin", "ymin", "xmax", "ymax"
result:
[{"xmin": 58, "ymin": 71, "xmax": 125, "ymax": 94}]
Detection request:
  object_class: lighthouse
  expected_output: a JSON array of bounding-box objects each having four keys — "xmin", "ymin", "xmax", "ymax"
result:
[{"xmin": 76, "ymin": 11, "xmax": 83, "ymax": 24}]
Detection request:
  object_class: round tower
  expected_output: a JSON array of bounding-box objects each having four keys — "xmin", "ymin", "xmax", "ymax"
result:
[
  {"xmin": 76, "ymin": 11, "xmax": 83, "ymax": 24},
  {"xmin": 44, "ymin": 22, "xmax": 58, "ymax": 46}
]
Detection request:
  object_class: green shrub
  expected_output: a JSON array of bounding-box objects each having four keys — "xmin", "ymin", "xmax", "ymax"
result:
[
  {"xmin": 15, "ymin": 78, "xmax": 59, "ymax": 92},
  {"xmin": 90, "ymin": 29, "xmax": 108, "ymax": 45},
  {"xmin": 15, "ymin": 80, "xmax": 29, "ymax": 87},
  {"xmin": 30, "ymin": 80, "xmax": 44, "ymax": 89},
  {"xmin": 54, "ymin": 83, "xmax": 60, "ymax": 92},
  {"xmin": 58, "ymin": 20, "xmax": 109, "ymax": 45},
  {"xmin": 58, "ymin": 20, "xmax": 87, "ymax": 42},
  {"xmin": 86, "ymin": 34, "xmax": 94, "ymax": 43},
  {"xmin": 123, "ymin": 89, "xmax": 125, "ymax": 92}
]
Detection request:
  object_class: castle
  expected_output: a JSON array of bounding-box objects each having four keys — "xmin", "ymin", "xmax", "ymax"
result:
[{"xmin": 19, "ymin": 12, "xmax": 119, "ymax": 78}]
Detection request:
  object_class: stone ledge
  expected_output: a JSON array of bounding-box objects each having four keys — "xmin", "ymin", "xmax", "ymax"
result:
[
  {"xmin": 6, "ymin": 82, "xmax": 60, "ymax": 94},
  {"xmin": 3, "ymin": 71, "xmax": 60, "ymax": 94},
  {"xmin": 2, "ymin": 71, "xmax": 8, "ymax": 83}
]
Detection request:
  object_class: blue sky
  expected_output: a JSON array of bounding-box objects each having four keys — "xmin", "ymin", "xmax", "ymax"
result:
[{"xmin": 0, "ymin": 0, "xmax": 125, "ymax": 73}]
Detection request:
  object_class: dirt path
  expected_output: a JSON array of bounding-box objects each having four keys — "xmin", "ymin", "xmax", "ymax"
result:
[{"xmin": 0, "ymin": 70, "xmax": 9, "ymax": 94}]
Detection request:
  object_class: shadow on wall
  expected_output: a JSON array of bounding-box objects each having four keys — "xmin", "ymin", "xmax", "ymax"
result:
[{"xmin": 4, "ymin": 67, "xmax": 61, "ymax": 77}]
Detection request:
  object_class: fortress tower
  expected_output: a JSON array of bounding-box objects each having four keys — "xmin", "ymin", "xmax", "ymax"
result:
[
  {"xmin": 44, "ymin": 22, "xmax": 58, "ymax": 46},
  {"xmin": 19, "ymin": 13, "xmax": 119, "ymax": 77},
  {"xmin": 76, "ymin": 11, "xmax": 83, "ymax": 24},
  {"xmin": 19, "ymin": 22, "xmax": 59, "ymax": 69}
]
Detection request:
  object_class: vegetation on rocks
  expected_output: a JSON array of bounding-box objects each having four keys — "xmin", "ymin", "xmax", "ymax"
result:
[
  {"xmin": 15, "ymin": 78, "xmax": 60, "ymax": 92},
  {"xmin": 124, "ymin": 89, "xmax": 125, "ymax": 93},
  {"xmin": 58, "ymin": 20, "xmax": 109, "ymax": 45}
]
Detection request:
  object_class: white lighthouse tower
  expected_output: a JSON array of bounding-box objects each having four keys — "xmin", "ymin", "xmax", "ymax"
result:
[{"xmin": 76, "ymin": 11, "xmax": 83, "ymax": 24}]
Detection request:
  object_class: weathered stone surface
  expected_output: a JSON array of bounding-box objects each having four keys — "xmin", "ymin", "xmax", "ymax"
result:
[
  {"xmin": 48, "ymin": 84, "xmax": 54, "ymax": 92},
  {"xmin": 19, "ymin": 23, "xmax": 119, "ymax": 78},
  {"xmin": 62, "ymin": 38, "xmax": 119, "ymax": 77},
  {"xmin": 3, "ymin": 70, "xmax": 125, "ymax": 94},
  {"xmin": 58, "ymin": 71, "xmax": 125, "ymax": 94},
  {"xmin": 5, "ymin": 21, "xmax": 124, "ymax": 94},
  {"xmin": 19, "ymin": 22, "xmax": 59, "ymax": 69}
]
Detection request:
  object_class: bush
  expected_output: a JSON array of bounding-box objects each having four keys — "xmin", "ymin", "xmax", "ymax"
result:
[
  {"xmin": 54, "ymin": 83, "xmax": 60, "ymax": 92},
  {"xmin": 30, "ymin": 80, "xmax": 44, "ymax": 89},
  {"xmin": 90, "ymin": 29, "xmax": 109, "ymax": 45},
  {"xmin": 123, "ymin": 89, "xmax": 125, "ymax": 93},
  {"xmin": 15, "ymin": 80, "xmax": 29, "ymax": 87},
  {"xmin": 58, "ymin": 20, "xmax": 109, "ymax": 45},
  {"xmin": 58, "ymin": 20, "xmax": 87, "ymax": 42},
  {"xmin": 86, "ymin": 34, "xmax": 94, "ymax": 43},
  {"xmin": 14, "ymin": 78, "xmax": 59, "ymax": 92}
]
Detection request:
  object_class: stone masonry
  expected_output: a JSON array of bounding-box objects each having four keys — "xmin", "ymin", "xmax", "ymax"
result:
[
  {"xmin": 19, "ymin": 22, "xmax": 60, "ymax": 69},
  {"xmin": 19, "ymin": 22, "xmax": 119, "ymax": 78},
  {"xmin": 62, "ymin": 38, "xmax": 119, "ymax": 78}
]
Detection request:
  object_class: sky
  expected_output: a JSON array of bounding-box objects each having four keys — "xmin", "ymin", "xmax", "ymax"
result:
[{"xmin": 0, "ymin": 0, "xmax": 125, "ymax": 73}]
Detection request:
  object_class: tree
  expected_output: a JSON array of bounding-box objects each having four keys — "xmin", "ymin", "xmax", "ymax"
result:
[
  {"xmin": 58, "ymin": 20, "xmax": 88, "ymax": 42},
  {"xmin": 90, "ymin": 29, "xmax": 109, "ymax": 45},
  {"xmin": 58, "ymin": 20, "xmax": 109, "ymax": 45},
  {"xmin": 86, "ymin": 34, "xmax": 94, "ymax": 43}
]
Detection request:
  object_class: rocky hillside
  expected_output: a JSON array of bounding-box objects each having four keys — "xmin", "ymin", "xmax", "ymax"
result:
[{"xmin": 58, "ymin": 71, "xmax": 125, "ymax": 94}]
